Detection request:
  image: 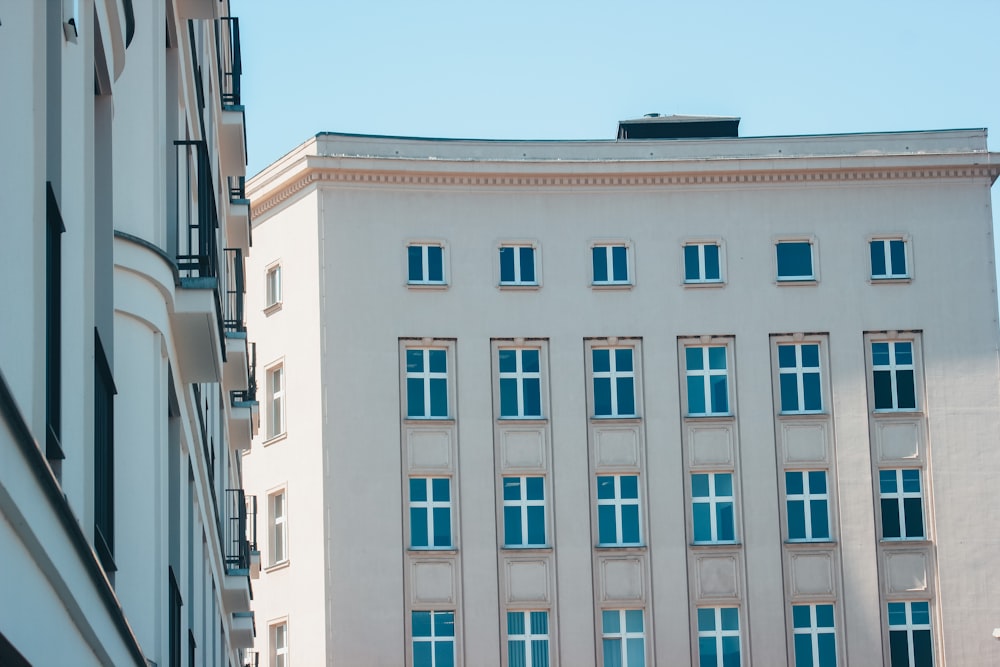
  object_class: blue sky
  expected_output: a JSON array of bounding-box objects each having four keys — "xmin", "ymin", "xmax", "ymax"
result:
[{"xmin": 239, "ymin": 0, "xmax": 1000, "ymax": 180}]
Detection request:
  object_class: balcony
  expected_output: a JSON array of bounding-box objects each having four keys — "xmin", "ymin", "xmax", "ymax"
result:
[
  {"xmin": 223, "ymin": 248, "xmax": 249, "ymax": 400},
  {"xmin": 217, "ymin": 17, "xmax": 247, "ymax": 178},
  {"xmin": 241, "ymin": 649, "xmax": 259, "ymax": 667},
  {"xmin": 172, "ymin": 139, "xmax": 226, "ymax": 384},
  {"xmin": 222, "ymin": 489, "xmax": 254, "ymax": 613},
  {"xmin": 176, "ymin": 0, "xmax": 219, "ymax": 19},
  {"xmin": 228, "ymin": 341, "xmax": 258, "ymax": 449},
  {"xmin": 226, "ymin": 176, "xmax": 251, "ymax": 253},
  {"xmin": 231, "ymin": 612, "xmax": 255, "ymax": 650}
]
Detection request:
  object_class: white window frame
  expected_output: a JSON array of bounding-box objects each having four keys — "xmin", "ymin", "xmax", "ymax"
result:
[
  {"xmin": 887, "ymin": 601, "xmax": 933, "ymax": 667},
  {"xmin": 777, "ymin": 342, "xmax": 824, "ymax": 414},
  {"xmin": 498, "ymin": 347, "xmax": 543, "ymax": 419},
  {"xmin": 506, "ymin": 610, "xmax": 550, "ymax": 667},
  {"xmin": 591, "ymin": 345, "xmax": 637, "ymax": 418},
  {"xmin": 697, "ymin": 607, "xmax": 741, "ymax": 667},
  {"xmin": 869, "ymin": 235, "xmax": 911, "ymax": 281},
  {"xmin": 682, "ymin": 239, "xmax": 725, "ymax": 286},
  {"xmin": 502, "ymin": 476, "xmax": 547, "ymax": 548},
  {"xmin": 785, "ymin": 470, "xmax": 830, "ymax": 542},
  {"xmin": 684, "ymin": 344, "xmax": 730, "ymax": 417},
  {"xmin": 406, "ymin": 241, "xmax": 448, "ymax": 287},
  {"xmin": 596, "ymin": 474, "xmax": 642, "ymax": 547},
  {"xmin": 792, "ymin": 603, "xmax": 837, "ymax": 667},
  {"xmin": 265, "ymin": 261, "xmax": 282, "ymax": 311},
  {"xmin": 879, "ymin": 468, "xmax": 925, "ymax": 541},
  {"xmin": 775, "ymin": 237, "xmax": 818, "ymax": 283},
  {"xmin": 269, "ymin": 620, "xmax": 288, "ymax": 667},
  {"xmin": 265, "ymin": 362, "xmax": 285, "ymax": 440},
  {"xmin": 601, "ymin": 609, "xmax": 645, "ymax": 667},
  {"xmin": 691, "ymin": 472, "xmax": 736, "ymax": 544},
  {"xmin": 405, "ymin": 346, "xmax": 450, "ymax": 419},
  {"xmin": 591, "ymin": 241, "xmax": 633, "ymax": 287},
  {"xmin": 412, "ymin": 610, "xmax": 456, "ymax": 667},
  {"xmin": 869, "ymin": 338, "xmax": 919, "ymax": 412},
  {"xmin": 269, "ymin": 489, "xmax": 288, "ymax": 566},
  {"xmin": 498, "ymin": 242, "xmax": 540, "ymax": 288},
  {"xmin": 409, "ymin": 476, "xmax": 453, "ymax": 550}
]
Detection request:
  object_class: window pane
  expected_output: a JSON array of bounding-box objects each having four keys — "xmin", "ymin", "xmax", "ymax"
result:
[
  {"xmin": 715, "ymin": 474, "xmax": 733, "ymax": 496},
  {"xmin": 811, "ymin": 499, "xmax": 830, "ymax": 539},
  {"xmin": 896, "ymin": 370, "xmax": 916, "ymax": 409},
  {"xmin": 597, "ymin": 476, "xmax": 615, "ymax": 499},
  {"xmin": 622, "ymin": 505, "xmax": 640, "ymax": 543},
  {"xmin": 598, "ymin": 505, "xmax": 617, "ymax": 544},
  {"xmin": 777, "ymin": 242, "xmax": 813, "ymax": 278},
  {"xmin": 625, "ymin": 610, "xmax": 643, "ymax": 632},
  {"xmin": 817, "ymin": 633, "xmax": 837, "ymax": 667},
  {"xmin": 434, "ymin": 641, "xmax": 454, "ymax": 667},
  {"xmin": 721, "ymin": 636, "xmax": 741, "ymax": 667},
  {"xmin": 794, "ymin": 634, "xmax": 815, "ymax": 667},
  {"xmin": 720, "ymin": 607, "xmax": 739, "ymax": 631},
  {"xmin": 520, "ymin": 247, "xmax": 535, "ymax": 282},
  {"xmin": 411, "ymin": 508, "xmax": 428, "ymax": 546},
  {"xmin": 684, "ymin": 245, "xmax": 700, "ymax": 281},
  {"xmin": 620, "ymin": 475, "xmax": 638, "ymax": 499},
  {"xmin": 913, "ymin": 630, "xmax": 933, "ymax": 667},
  {"xmin": 626, "ymin": 638, "xmax": 645, "ymax": 667},
  {"xmin": 686, "ymin": 347, "xmax": 704, "ymax": 371},
  {"xmin": 902, "ymin": 469, "xmax": 921, "ymax": 493},
  {"xmin": 809, "ymin": 471, "xmax": 827, "ymax": 493},
  {"xmin": 615, "ymin": 348, "xmax": 633, "ymax": 371},
  {"xmin": 507, "ymin": 611, "xmax": 524, "ymax": 634},
  {"xmin": 879, "ymin": 469, "xmax": 897, "ymax": 493},
  {"xmin": 500, "ymin": 378, "xmax": 518, "ymax": 417},
  {"xmin": 717, "ymin": 502, "xmax": 735, "ymax": 541},
  {"xmin": 873, "ymin": 371, "xmax": 893, "ymax": 409},
  {"xmin": 429, "ymin": 378, "xmax": 448, "ymax": 417},
  {"xmin": 888, "ymin": 630, "xmax": 910, "ymax": 667},
  {"xmin": 692, "ymin": 474, "xmax": 710, "ymax": 497},
  {"xmin": 526, "ymin": 477, "xmax": 544, "ymax": 499},
  {"xmin": 803, "ymin": 373, "xmax": 822, "ymax": 410},
  {"xmin": 709, "ymin": 375, "xmax": 728, "ymax": 413},
  {"xmin": 612, "ymin": 245, "xmax": 628, "ymax": 281},
  {"xmin": 527, "ymin": 506, "xmax": 546, "ymax": 545},
  {"xmin": 778, "ymin": 345, "xmax": 797, "ymax": 368},
  {"xmin": 816, "ymin": 604, "xmax": 835, "ymax": 627},
  {"xmin": 436, "ymin": 612, "xmax": 455, "ymax": 636},
  {"xmin": 410, "ymin": 478, "xmax": 427, "ymax": 502},
  {"xmin": 871, "ymin": 342, "xmax": 890, "ymax": 365},
  {"xmin": 523, "ymin": 378, "xmax": 541, "ymax": 416},
  {"xmin": 593, "ymin": 247, "xmax": 608, "ymax": 282},
  {"xmin": 519, "ymin": 349, "xmax": 539, "ymax": 372},
  {"xmin": 903, "ymin": 497, "xmax": 924, "ymax": 538},
  {"xmin": 428, "ymin": 349, "xmax": 447, "ymax": 373},
  {"xmin": 894, "ymin": 342, "xmax": 913, "ymax": 365},
  {"xmin": 693, "ymin": 503, "xmax": 712, "ymax": 542},
  {"xmin": 508, "ymin": 641, "xmax": 526, "ymax": 667},
  {"xmin": 780, "ymin": 373, "xmax": 800, "ymax": 411},
  {"xmin": 881, "ymin": 499, "xmax": 901, "ymax": 538},
  {"xmin": 699, "ymin": 637, "xmax": 717, "ymax": 665},
  {"xmin": 603, "ymin": 610, "xmax": 620, "ymax": 633},
  {"xmin": 911, "ymin": 602, "xmax": 930, "ymax": 624},
  {"xmin": 531, "ymin": 611, "xmax": 548, "ymax": 633},
  {"xmin": 708, "ymin": 346, "xmax": 727, "ymax": 370},
  {"xmin": 704, "ymin": 244, "xmax": 720, "ymax": 280},
  {"xmin": 786, "ymin": 471, "xmax": 804, "ymax": 495},
  {"xmin": 427, "ymin": 246, "xmax": 443, "ymax": 282},
  {"xmin": 788, "ymin": 500, "xmax": 806, "ymax": 539},
  {"xmin": 603, "ymin": 639, "xmax": 623, "ymax": 667},
  {"xmin": 432, "ymin": 507, "xmax": 451, "ymax": 546},
  {"xmin": 870, "ymin": 240, "xmax": 886, "ymax": 276},
  {"xmin": 616, "ymin": 377, "xmax": 635, "ymax": 415},
  {"xmin": 407, "ymin": 349, "xmax": 424, "ymax": 372},
  {"xmin": 687, "ymin": 376, "xmax": 706, "ymax": 414},
  {"xmin": 408, "ymin": 246, "xmax": 423, "ymax": 281},
  {"xmin": 503, "ymin": 477, "xmax": 522, "ymax": 500},
  {"xmin": 413, "ymin": 642, "xmax": 432, "ymax": 667},
  {"xmin": 890, "ymin": 240, "xmax": 906, "ymax": 275},
  {"xmin": 593, "ymin": 348, "xmax": 611, "ymax": 372},
  {"xmin": 594, "ymin": 378, "xmax": 612, "ymax": 416},
  {"xmin": 887, "ymin": 603, "xmax": 907, "ymax": 625},
  {"xmin": 499, "ymin": 247, "xmax": 515, "ymax": 282},
  {"xmin": 498, "ymin": 349, "xmax": 517, "ymax": 373},
  {"xmin": 792, "ymin": 605, "xmax": 812, "ymax": 628},
  {"xmin": 504, "ymin": 506, "xmax": 522, "ymax": 546},
  {"xmin": 432, "ymin": 478, "xmax": 449, "ymax": 501},
  {"xmin": 802, "ymin": 344, "xmax": 819, "ymax": 367}
]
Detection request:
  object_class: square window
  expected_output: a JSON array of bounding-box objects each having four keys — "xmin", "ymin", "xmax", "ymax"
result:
[
  {"xmin": 498, "ymin": 348, "xmax": 542, "ymax": 418},
  {"xmin": 265, "ymin": 264, "xmax": 282, "ymax": 308},
  {"xmin": 592, "ymin": 244, "xmax": 631, "ymax": 285},
  {"xmin": 507, "ymin": 611, "xmax": 549, "ymax": 667},
  {"xmin": 785, "ymin": 471, "xmax": 830, "ymax": 541},
  {"xmin": 412, "ymin": 610, "xmax": 455, "ymax": 667},
  {"xmin": 409, "ymin": 477, "xmax": 453, "ymax": 549},
  {"xmin": 685, "ymin": 346, "xmax": 729, "ymax": 416},
  {"xmin": 270, "ymin": 621, "xmax": 288, "ymax": 667},
  {"xmin": 684, "ymin": 242, "xmax": 722, "ymax": 284},
  {"xmin": 887, "ymin": 601, "xmax": 933, "ymax": 667},
  {"xmin": 879, "ymin": 469, "xmax": 925, "ymax": 540},
  {"xmin": 269, "ymin": 490, "xmax": 287, "ymax": 565},
  {"xmin": 596, "ymin": 474, "xmax": 642, "ymax": 546},
  {"xmin": 697, "ymin": 607, "xmax": 741, "ymax": 667},
  {"xmin": 407, "ymin": 243, "xmax": 446, "ymax": 285},
  {"xmin": 503, "ymin": 476, "xmax": 546, "ymax": 547},
  {"xmin": 499, "ymin": 245, "xmax": 537, "ymax": 286},
  {"xmin": 871, "ymin": 341, "xmax": 917, "ymax": 411},
  {"xmin": 871, "ymin": 238, "xmax": 909, "ymax": 280},
  {"xmin": 406, "ymin": 348, "xmax": 449, "ymax": 418},
  {"xmin": 778, "ymin": 343, "xmax": 823, "ymax": 413},
  {"xmin": 792, "ymin": 603, "xmax": 837, "ymax": 667},
  {"xmin": 602, "ymin": 609, "xmax": 645, "ymax": 667},
  {"xmin": 592, "ymin": 347, "xmax": 636, "ymax": 418},
  {"xmin": 776, "ymin": 241, "xmax": 815, "ymax": 281},
  {"xmin": 266, "ymin": 365, "xmax": 285, "ymax": 439},
  {"xmin": 691, "ymin": 473, "xmax": 735, "ymax": 544}
]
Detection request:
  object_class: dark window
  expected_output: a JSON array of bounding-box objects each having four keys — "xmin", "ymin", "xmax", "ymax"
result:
[{"xmin": 94, "ymin": 330, "xmax": 117, "ymax": 572}]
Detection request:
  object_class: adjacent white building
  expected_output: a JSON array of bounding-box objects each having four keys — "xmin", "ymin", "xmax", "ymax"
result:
[
  {"xmin": 0, "ymin": 1, "xmax": 258, "ymax": 665},
  {"xmin": 245, "ymin": 118, "xmax": 1000, "ymax": 666}
]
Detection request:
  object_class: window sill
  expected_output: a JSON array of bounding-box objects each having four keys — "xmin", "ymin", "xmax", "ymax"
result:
[
  {"xmin": 498, "ymin": 283, "xmax": 541, "ymax": 291},
  {"xmin": 689, "ymin": 542, "xmax": 741, "ymax": 549},
  {"xmin": 872, "ymin": 409, "xmax": 923, "ymax": 417},
  {"xmin": 684, "ymin": 413, "xmax": 735, "ymax": 422},
  {"xmin": 775, "ymin": 278, "xmax": 818, "ymax": 286},
  {"xmin": 879, "ymin": 538, "xmax": 931, "ymax": 545},
  {"xmin": 263, "ymin": 301, "xmax": 282, "ymax": 316},
  {"xmin": 784, "ymin": 539, "xmax": 837, "ymax": 546},
  {"xmin": 594, "ymin": 545, "xmax": 646, "ymax": 552},
  {"xmin": 590, "ymin": 416, "xmax": 642, "ymax": 423},
  {"xmin": 408, "ymin": 548, "xmax": 458, "ymax": 555},
  {"xmin": 406, "ymin": 282, "xmax": 449, "ymax": 291},
  {"xmin": 403, "ymin": 418, "xmax": 457, "ymax": 426},
  {"xmin": 262, "ymin": 432, "xmax": 288, "ymax": 447},
  {"xmin": 870, "ymin": 276, "xmax": 912, "ymax": 285},
  {"xmin": 497, "ymin": 417, "xmax": 548, "ymax": 425},
  {"xmin": 502, "ymin": 546, "xmax": 553, "ymax": 553},
  {"xmin": 683, "ymin": 280, "xmax": 725, "ymax": 289},
  {"xmin": 777, "ymin": 412, "xmax": 829, "ymax": 421},
  {"xmin": 264, "ymin": 559, "xmax": 290, "ymax": 573},
  {"xmin": 590, "ymin": 283, "xmax": 634, "ymax": 291}
]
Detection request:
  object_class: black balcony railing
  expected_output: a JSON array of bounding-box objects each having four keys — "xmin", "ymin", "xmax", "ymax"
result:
[
  {"xmin": 223, "ymin": 248, "xmax": 245, "ymax": 332},
  {"xmin": 174, "ymin": 140, "xmax": 219, "ymax": 281},
  {"xmin": 224, "ymin": 488, "xmax": 251, "ymax": 572},
  {"xmin": 242, "ymin": 650, "xmax": 259, "ymax": 667},
  {"xmin": 216, "ymin": 17, "xmax": 242, "ymax": 109},
  {"xmin": 228, "ymin": 176, "xmax": 247, "ymax": 202},
  {"xmin": 246, "ymin": 493, "xmax": 258, "ymax": 553},
  {"xmin": 231, "ymin": 342, "xmax": 257, "ymax": 405}
]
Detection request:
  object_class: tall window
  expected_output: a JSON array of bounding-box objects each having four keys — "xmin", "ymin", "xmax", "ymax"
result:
[
  {"xmin": 597, "ymin": 475, "xmax": 641, "ymax": 546},
  {"xmin": 778, "ymin": 343, "xmax": 822, "ymax": 413},
  {"xmin": 507, "ymin": 611, "xmax": 549, "ymax": 667},
  {"xmin": 601, "ymin": 609, "xmax": 645, "ymax": 667},
  {"xmin": 870, "ymin": 238, "xmax": 908, "ymax": 280},
  {"xmin": 266, "ymin": 365, "xmax": 285, "ymax": 438},
  {"xmin": 879, "ymin": 469, "xmax": 925, "ymax": 540},
  {"xmin": 408, "ymin": 243, "xmax": 445, "ymax": 285},
  {"xmin": 692, "ymin": 473, "xmax": 735, "ymax": 544},
  {"xmin": 871, "ymin": 341, "xmax": 916, "ymax": 411},
  {"xmin": 265, "ymin": 263, "xmax": 282, "ymax": 308},
  {"xmin": 269, "ymin": 491, "xmax": 287, "ymax": 565},
  {"xmin": 499, "ymin": 245, "xmax": 537, "ymax": 285},
  {"xmin": 684, "ymin": 242, "xmax": 722, "ymax": 284},
  {"xmin": 94, "ymin": 330, "xmax": 116, "ymax": 572},
  {"xmin": 499, "ymin": 348, "xmax": 542, "ymax": 418},
  {"xmin": 697, "ymin": 607, "xmax": 741, "ymax": 667},
  {"xmin": 792, "ymin": 603, "xmax": 837, "ymax": 667},
  {"xmin": 592, "ymin": 347, "xmax": 635, "ymax": 417},
  {"xmin": 686, "ymin": 346, "xmax": 729, "ymax": 416},
  {"xmin": 270, "ymin": 622, "xmax": 288, "ymax": 667},
  {"xmin": 776, "ymin": 241, "xmax": 815, "ymax": 281},
  {"xmin": 592, "ymin": 244, "xmax": 630, "ymax": 285},
  {"xmin": 503, "ymin": 476, "xmax": 546, "ymax": 548},
  {"xmin": 887, "ymin": 601, "xmax": 933, "ymax": 667},
  {"xmin": 786, "ymin": 471, "xmax": 830, "ymax": 541},
  {"xmin": 406, "ymin": 348, "xmax": 449, "ymax": 419},
  {"xmin": 409, "ymin": 477, "xmax": 452, "ymax": 549},
  {"xmin": 412, "ymin": 610, "xmax": 455, "ymax": 667}
]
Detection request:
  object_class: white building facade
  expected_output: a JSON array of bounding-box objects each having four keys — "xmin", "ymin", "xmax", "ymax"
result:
[
  {"xmin": 0, "ymin": 1, "xmax": 258, "ymax": 665},
  {"xmin": 244, "ymin": 119, "xmax": 1000, "ymax": 666}
]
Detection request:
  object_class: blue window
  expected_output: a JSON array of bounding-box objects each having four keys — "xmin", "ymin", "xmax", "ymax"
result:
[
  {"xmin": 871, "ymin": 239, "xmax": 908, "ymax": 279},
  {"xmin": 887, "ymin": 602, "xmax": 933, "ymax": 667},
  {"xmin": 597, "ymin": 475, "xmax": 641, "ymax": 546},
  {"xmin": 692, "ymin": 473, "xmax": 735, "ymax": 543},
  {"xmin": 592, "ymin": 347, "xmax": 636, "ymax": 417},
  {"xmin": 872, "ymin": 341, "xmax": 916, "ymax": 411},
  {"xmin": 503, "ymin": 476, "xmax": 546, "ymax": 548},
  {"xmin": 499, "ymin": 348, "xmax": 542, "ymax": 418},
  {"xmin": 879, "ymin": 469, "xmax": 924, "ymax": 540},
  {"xmin": 776, "ymin": 241, "xmax": 814, "ymax": 281},
  {"xmin": 507, "ymin": 611, "xmax": 549, "ymax": 667},
  {"xmin": 592, "ymin": 244, "xmax": 630, "ymax": 284},
  {"xmin": 697, "ymin": 607, "xmax": 741, "ymax": 667},
  {"xmin": 412, "ymin": 610, "xmax": 455, "ymax": 667},
  {"xmin": 786, "ymin": 471, "xmax": 830, "ymax": 541},
  {"xmin": 406, "ymin": 348, "xmax": 448, "ymax": 418},
  {"xmin": 602, "ymin": 609, "xmax": 645, "ymax": 667},
  {"xmin": 408, "ymin": 243, "xmax": 445, "ymax": 284},
  {"xmin": 685, "ymin": 243, "xmax": 722, "ymax": 283},
  {"xmin": 778, "ymin": 343, "xmax": 822, "ymax": 413},
  {"xmin": 409, "ymin": 478, "xmax": 452, "ymax": 549},
  {"xmin": 793, "ymin": 604, "xmax": 837, "ymax": 667},
  {"xmin": 686, "ymin": 346, "xmax": 729, "ymax": 416},
  {"xmin": 500, "ymin": 246, "xmax": 537, "ymax": 285}
]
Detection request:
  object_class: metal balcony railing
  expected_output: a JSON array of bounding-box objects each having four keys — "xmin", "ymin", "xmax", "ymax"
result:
[
  {"xmin": 174, "ymin": 140, "xmax": 219, "ymax": 281},
  {"xmin": 228, "ymin": 176, "xmax": 247, "ymax": 202},
  {"xmin": 223, "ymin": 248, "xmax": 245, "ymax": 333},
  {"xmin": 242, "ymin": 650, "xmax": 259, "ymax": 667},
  {"xmin": 224, "ymin": 488, "xmax": 252, "ymax": 572},
  {"xmin": 216, "ymin": 17, "xmax": 242, "ymax": 109},
  {"xmin": 231, "ymin": 342, "xmax": 257, "ymax": 406}
]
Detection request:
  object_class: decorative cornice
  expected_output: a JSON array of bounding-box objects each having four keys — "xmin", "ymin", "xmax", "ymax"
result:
[{"xmin": 250, "ymin": 164, "xmax": 1000, "ymax": 221}]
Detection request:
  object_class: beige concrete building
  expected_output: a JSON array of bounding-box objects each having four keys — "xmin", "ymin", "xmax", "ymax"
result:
[{"xmin": 244, "ymin": 117, "xmax": 1000, "ymax": 666}]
